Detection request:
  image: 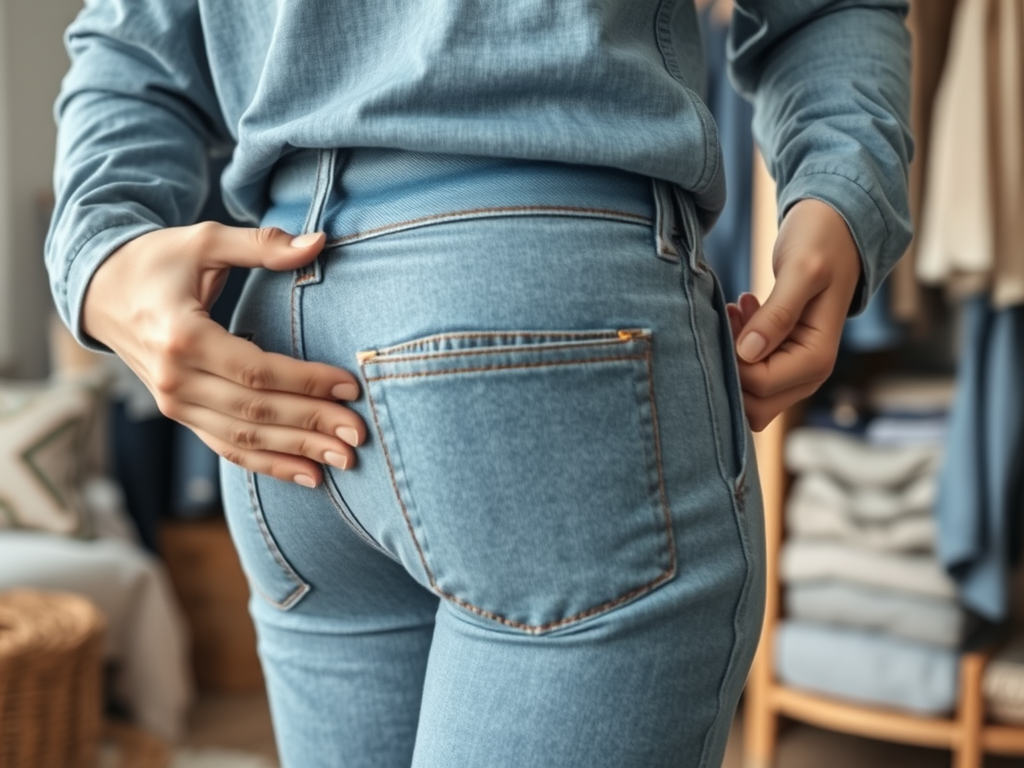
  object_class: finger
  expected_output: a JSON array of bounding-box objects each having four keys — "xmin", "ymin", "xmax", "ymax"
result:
[
  {"xmin": 181, "ymin": 317, "xmax": 360, "ymax": 400},
  {"xmin": 742, "ymin": 379, "xmax": 822, "ymax": 432},
  {"xmin": 735, "ymin": 325, "xmax": 829, "ymax": 398},
  {"xmin": 180, "ymin": 403, "xmax": 357, "ymax": 471},
  {"xmin": 176, "ymin": 372, "xmax": 366, "ymax": 446},
  {"xmin": 188, "ymin": 222, "xmax": 327, "ymax": 272},
  {"xmin": 735, "ymin": 263, "xmax": 829, "ymax": 364},
  {"xmin": 738, "ymin": 292, "xmax": 760, "ymax": 326},
  {"xmin": 193, "ymin": 426, "xmax": 324, "ymax": 487},
  {"xmin": 735, "ymin": 291, "xmax": 844, "ymax": 398},
  {"xmin": 726, "ymin": 303, "xmax": 743, "ymax": 341}
]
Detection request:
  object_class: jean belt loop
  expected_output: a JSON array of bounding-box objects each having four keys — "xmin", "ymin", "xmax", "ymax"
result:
[
  {"xmin": 671, "ymin": 185, "xmax": 705, "ymax": 274},
  {"xmin": 652, "ymin": 179, "xmax": 682, "ymax": 265},
  {"xmin": 295, "ymin": 148, "xmax": 339, "ymax": 286}
]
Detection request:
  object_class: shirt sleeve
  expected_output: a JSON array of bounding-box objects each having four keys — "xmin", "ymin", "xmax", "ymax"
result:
[
  {"xmin": 45, "ymin": 0, "xmax": 231, "ymax": 349},
  {"xmin": 728, "ymin": 0, "xmax": 913, "ymax": 313}
]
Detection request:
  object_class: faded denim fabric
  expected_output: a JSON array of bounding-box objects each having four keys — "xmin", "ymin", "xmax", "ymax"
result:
[
  {"xmin": 219, "ymin": 150, "xmax": 764, "ymax": 767},
  {"xmin": 935, "ymin": 299, "xmax": 1024, "ymax": 621},
  {"xmin": 46, "ymin": 0, "xmax": 911, "ymax": 345}
]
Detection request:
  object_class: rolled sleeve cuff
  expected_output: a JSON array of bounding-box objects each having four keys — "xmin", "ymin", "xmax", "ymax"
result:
[
  {"xmin": 777, "ymin": 170, "xmax": 892, "ymax": 316},
  {"xmin": 60, "ymin": 221, "xmax": 163, "ymax": 352}
]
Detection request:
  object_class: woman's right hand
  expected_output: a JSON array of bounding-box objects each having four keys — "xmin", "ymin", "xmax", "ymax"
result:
[{"xmin": 82, "ymin": 223, "xmax": 367, "ymax": 489}]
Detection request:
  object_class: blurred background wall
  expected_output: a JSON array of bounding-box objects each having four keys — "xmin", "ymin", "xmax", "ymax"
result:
[{"xmin": 0, "ymin": 0, "xmax": 84, "ymax": 378}]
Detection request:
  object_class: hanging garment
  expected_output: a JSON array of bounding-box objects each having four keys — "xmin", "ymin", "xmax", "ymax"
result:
[
  {"xmin": 890, "ymin": 0, "xmax": 959, "ymax": 326},
  {"xmin": 916, "ymin": 0, "xmax": 1024, "ymax": 307},
  {"xmin": 934, "ymin": 299, "xmax": 1024, "ymax": 621}
]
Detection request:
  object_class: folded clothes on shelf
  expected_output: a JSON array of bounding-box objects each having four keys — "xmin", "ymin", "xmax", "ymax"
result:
[
  {"xmin": 865, "ymin": 377, "xmax": 957, "ymax": 416},
  {"xmin": 781, "ymin": 540, "xmax": 958, "ymax": 600},
  {"xmin": 775, "ymin": 621, "xmax": 959, "ymax": 715},
  {"xmin": 865, "ymin": 414, "xmax": 949, "ymax": 448},
  {"xmin": 787, "ymin": 480, "xmax": 935, "ymax": 552},
  {"xmin": 984, "ymin": 632, "xmax": 1024, "ymax": 725},
  {"xmin": 786, "ymin": 428, "xmax": 942, "ymax": 489},
  {"xmin": 791, "ymin": 471, "xmax": 937, "ymax": 524},
  {"xmin": 785, "ymin": 580, "xmax": 973, "ymax": 648}
]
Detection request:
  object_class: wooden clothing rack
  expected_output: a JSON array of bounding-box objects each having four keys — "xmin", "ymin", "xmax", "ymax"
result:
[{"xmin": 740, "ymin": 155, "xmax": 1024, "ymax": 768}]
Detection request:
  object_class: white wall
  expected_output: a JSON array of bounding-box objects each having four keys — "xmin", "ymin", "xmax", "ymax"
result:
[
  {"xmin": 0, "ymin": 0, "xmax": 84, "ymax": 377},
  {"xmin": 0, "ymin": 0, "xmax": 13, "ymax": 373}
]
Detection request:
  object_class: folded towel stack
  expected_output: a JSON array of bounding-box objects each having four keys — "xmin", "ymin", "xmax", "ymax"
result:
[{"xmin": 775, "ymin": 383, "xmax": 967, "ymax": 715}]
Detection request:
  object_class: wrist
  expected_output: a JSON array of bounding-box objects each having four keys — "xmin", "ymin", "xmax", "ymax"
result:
[{"xmin": 777, "ymin": 199, "xmax": 862, "ymax": 301}]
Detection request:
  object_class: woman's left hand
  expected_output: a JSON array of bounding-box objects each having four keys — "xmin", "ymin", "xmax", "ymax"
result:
[{"xmin": 725, "ymin": 198, "xmax": 863, "ymax": 431}]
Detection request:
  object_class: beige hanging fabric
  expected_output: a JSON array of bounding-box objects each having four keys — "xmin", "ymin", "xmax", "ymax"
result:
[
  {"xmin": 916, "ymin": 0, "xmax": 1024, "ymax": 307},
  {"xmin": 986, "ymin": 0, "xmax": 1024, "ymax": 308},
  {"xmin": 890, "ymin": 0, "xmax": 959, "ymax": 326}
]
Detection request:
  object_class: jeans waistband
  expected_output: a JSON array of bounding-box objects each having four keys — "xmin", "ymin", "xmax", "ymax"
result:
[{"xmin": 261, "ymin": 148, "xmax": 702, "ymax": 270}]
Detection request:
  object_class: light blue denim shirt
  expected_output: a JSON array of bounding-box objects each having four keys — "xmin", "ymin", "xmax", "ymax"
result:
[{"xmin": 46, "ymin": 0, "xmax": 912, "ymax": 345}]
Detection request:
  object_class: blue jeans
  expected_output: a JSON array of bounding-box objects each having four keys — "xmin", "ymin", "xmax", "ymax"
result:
[{"xmin": 221, "ymin": 149, "xmax": 765, "ymax": 768}]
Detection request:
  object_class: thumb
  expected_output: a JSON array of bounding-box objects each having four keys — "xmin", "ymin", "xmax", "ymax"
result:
[
  {"xmin": 735, "ymin": 267, "xmax": 821, "ymax": 363},
  {"xmin": 199, "ymin": 224, "xmax": 326, "ymax": 271}
]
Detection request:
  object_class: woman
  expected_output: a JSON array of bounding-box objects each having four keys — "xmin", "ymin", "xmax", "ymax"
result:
[{"xmin": 46, "ymin": 1, "xmax": 912, "ymax": 766}]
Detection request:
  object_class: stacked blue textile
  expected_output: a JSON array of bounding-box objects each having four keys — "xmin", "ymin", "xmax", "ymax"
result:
[{"xmin": 776, "ymin": 381, "xmax": 970, "ymax": 715}]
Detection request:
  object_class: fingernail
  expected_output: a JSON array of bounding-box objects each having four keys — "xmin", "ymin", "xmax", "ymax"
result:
[
  {"xmin": 331, "ymin": 383, "xmax": 359, "ymax": 400},
  {"xmin": 737, "ymin": 332, "xmax": 767, "ymax": 362},
  {"xmin": 290, "ymin": 232, "xmax": 322, "ymax": 248},
  {"xmin": 294, "ymin": 473, "xmax": 317, "ymax": 488},
  {"xmin": 336, "ymin": 427, "xmax": 360, "ymax": 447},
  {"xmin": 324, "ymin": 451, "xmax": 349, "ymax": 470}
]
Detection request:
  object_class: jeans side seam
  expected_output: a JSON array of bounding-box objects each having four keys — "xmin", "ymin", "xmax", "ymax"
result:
[
  {"xmin": 684, "ymin": 276, "xmax": 734, "ymax": 487},
  {"xmin": 697, "ymin": 477, "xmax": 759, "ymax": 768},
  {"xmin": 360, "ymin": 347, "xmax": 675, "ymax": 635},
  {"xmin": 680, "ymin": 272, "xmax": 760, "ymax": 768},
  {"xmin": 364, "ymin": 354, "xmax": 647, "ymax": 382}
]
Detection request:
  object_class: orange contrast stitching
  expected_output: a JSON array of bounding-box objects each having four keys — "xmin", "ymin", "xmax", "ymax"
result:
[
  {"xmin": 435, "ymin": 568, "xmax": 675, "ymax": 634},
  {"xmin": 360, "ymin": 344, "xmax": 675, "ymax": 635},
  {"xmin": 368, "ymin": 337, "xmax": 649, "ymax": 366},
  {"xmin": 376, "ymin": 329, "xmax": 627, "ymax": 356},
  {"xmin": 644, "ymin": 345, "xmax": 678, "ymax": 577},
  {"xmin": 364, "ymin": 354, "xmax": 647, "ymax": 383},
  {"xmin": 361, "ymin": 371, "xmax": 438, "ymax": 588},
  {"xmin": 325, "ymin": 205, "xmax": 651, "ymax": 247}
]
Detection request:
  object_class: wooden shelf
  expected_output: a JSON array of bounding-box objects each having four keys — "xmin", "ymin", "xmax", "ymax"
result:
[
  {"xmin": 771, "ymin": 687, "xmax": 960, "ymax": 750},
  {"xmin": 982, "ymin": 725, "xmax": 1024, "ymax": 755}
]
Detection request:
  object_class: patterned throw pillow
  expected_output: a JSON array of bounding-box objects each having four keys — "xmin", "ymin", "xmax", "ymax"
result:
[{"xmin": 0, "ymin": 376, "xmax": 104, "ymax": 536}]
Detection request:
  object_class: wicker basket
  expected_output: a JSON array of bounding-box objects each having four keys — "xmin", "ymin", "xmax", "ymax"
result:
[{"xmin": 0, "ymin": 589, "xmax": 105, "ymax": 768}]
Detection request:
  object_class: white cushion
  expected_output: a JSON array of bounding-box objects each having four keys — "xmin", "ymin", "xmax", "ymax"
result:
[{"xmin": 0, "ymin": 375, "xmax": 103, "ymax": 535}]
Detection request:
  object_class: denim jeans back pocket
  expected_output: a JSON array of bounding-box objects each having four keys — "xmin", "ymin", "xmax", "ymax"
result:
[
  {"xmin": 220, "ymin": 460, "xmax": 310, "ymax": 611},
  {"xmin": 359, "ymin": 329, "xmax": 676, "ymax": 634}
]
